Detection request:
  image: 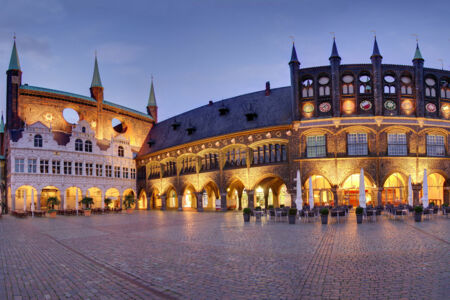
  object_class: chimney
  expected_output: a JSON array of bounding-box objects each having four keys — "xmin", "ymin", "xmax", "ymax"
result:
[
  {"xmin": 208, "ymin": 100, "xmax": 213, "ymax": 106},
  {"xmin": 265, "ymin": 81, "xmax": 271, "ymax": 96}
]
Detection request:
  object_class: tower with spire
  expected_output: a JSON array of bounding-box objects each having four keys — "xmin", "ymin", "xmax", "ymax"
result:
[
  {"xmin": 90, "ymin": 55, "xmax": 104, "ymax": 102},
  {"xmin": 289, "ymin": 43, "xmax": 300, "ymax": 120},
  {"xmin": 413, "ymin": 43, "xmax": 425, "ymax": 117},
  {"xmin": 370, "ymin": 37, "xmax": 383, "ymax": 115},
  {"xmin": 6, "ymin": 37, "xmax": 23, "ymax": 130},
  {"xmin": 329, "ymin": 38, "xmax": 341, "ymax": 117},
  {"xmin": 147, "ymin": 78, "xmax": 158, "ymax": 123}
]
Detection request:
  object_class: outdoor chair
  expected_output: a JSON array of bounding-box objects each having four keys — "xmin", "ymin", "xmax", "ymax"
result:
[
  {"xmin": 394, "ymin": 209, "xmax": 404, "ymax": 221},
  {"xmin": 423, "ymin": 209, "xmax": 431, "ymax": 220}
]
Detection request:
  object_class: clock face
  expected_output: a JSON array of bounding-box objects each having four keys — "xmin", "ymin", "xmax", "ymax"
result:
[
  {"xmin": 303, "ymin": 103, "xmax": 314, "ymax": 114},
  {"xmin": 384, "ymin": 100, "xmax": 397, "ymax": 110},
  {"xmin": 426, "ymin": 103, "xmax": 437, "ymax": 113},
  {"xmin": 360, "ymin": 100, "xmax": 372, "ymax": 111},
  {"xmin": 319, "ymin": 102, "xmax": 331, "ymax": 112},
  {"xmin": 318, "ymin": 77, "xmax": 330, "ymax": 85}
]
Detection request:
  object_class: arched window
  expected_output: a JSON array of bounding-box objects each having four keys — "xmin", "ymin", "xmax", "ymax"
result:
[
  {"xmin": 302, "ymin": 79, "xmax": 314, "ymax": 98},
  {"xmin": 34, "ymin": 134, "xmax": 43, "ymax": 147},
  {"xmin": 318, "ymin": 76, "xmax": 330, "ymax": 96},
  {"xmin": 440, "ymin": 79, "xmax": 449, "ymax": 99},
  {"xmin": 342, "ymin": 75, "xmax": 354, "ymax": 95},
  {"xmin": 75, "ymin": 139, "xmax": 83, "ymax": 151},
  {"xmin": 383, "ymin": 74, "xmax": 396, "ymax": 94},
  {"xmin": 359, "ymin": 74, "xmax": 372, "ymax": 94},
  {"xmin": 425, "ymin": 77, "xmax": 437, "ymax": 98},
  {"xmin": 82, "ymin": 127, "xmax": 86, "ymax": 133},
  {"xmin": 84, "ymin": 140, "xmax": 92, "ymax": 152},
  {"xmin": 118, "ymin": 146, "xmax": 124, "ymax": 157},
  {"xmin": 400, "ymin": 75, "xmax": 413, "ymax": 95},
  {"xmin": 224, "ymin": 148, "xmax": 246, "ymax": 168}
]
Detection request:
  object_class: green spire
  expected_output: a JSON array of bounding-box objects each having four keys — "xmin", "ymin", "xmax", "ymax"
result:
[
  {"xmin": 90, "ymin": 55, "xmax": 103, "ymax": 88},
  {"xmin": 147, "ymin": 78, "xmax": 157, "ymax": 107},
  {"xmin": 8, "ymin": 40, "xmax": 21, "ymax": 71},
  {"xmin": 0, "ymin": 114, "xmax": 5, "ymax": 133},
  {"xmin": 413, "ymin": 43, "xmax": 424, "ymax": 61}
]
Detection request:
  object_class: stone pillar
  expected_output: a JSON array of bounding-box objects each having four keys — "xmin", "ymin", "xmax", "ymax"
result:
[
  {"xmin": 177, "ymin": 195, "xmax": 183, "ymax": 211},
  {"xmin": 331, "ymin": 185, "xmax": 338, "ymax": 207},
  {"xmin": 238, "ymin": 190, "xmax": 243, "ymax": 210},
  {"xmin": 444, "ymin": 187, "xmax": 450, "ymax": 206},
  {"xmin": 160, "ymin": 195, "xmax": 166, "ymax": 210},
  {"xmin": 196, "ymin": 192, "xmax": 203, "ymax": 212},
  {"xmin": 377, "ymin": 188, "xmax": 383, "ymax": 206},
  {"xmin": 37, "ymin": 193, "xmax": 41, "ymax": 210},
  {"xmin": 247, "ymin": 190, "xmax": 255, "ymax": 209},
  {"xmin": 412, "ymin": 183, "xmax": 422, "ymax": 206},
  {"xmin": 11, "ymin": 193, "xmax": 15, "ymax": 211},
  {"xmin": 220, "ymin": 193, "xmax": 227, "ymax": 212},
  {"xmin": 60, "ymin": 194, "xmax": 65, "ymax": 210},
  {"xmin": 146, "ymin": 194, "xmax": 151, "ymax": 210},
  {"xmin": 118, "ymin": 195, "xmax": 122, "ymax": 209},
  {"xmin": 264, "ymin": 189, "xmax": 269, "ymax": 209}
]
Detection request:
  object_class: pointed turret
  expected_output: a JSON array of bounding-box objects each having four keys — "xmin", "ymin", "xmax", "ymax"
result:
[
  {"xmin": 0, "ymin": 115, "xmax": 4, "ymax": 133},
  {"xmin": 289, "ymin": 42, "xmax": 300, "ymax": 120},
  {"xmin": 329, "ymin": 38, "xmax": 341, "ymax": 60},
  {"xmin": 289, "ymin": 43, "xmax": 299, "ymax": 64},
  {"xmin": 147, "ymin": 78, "xmax": 158, "ymax": 123},
  {"xmin": 6, "ymin": 38, "xmax": 23, "ymax": 130},
  {"xmin": 413, "ymin": 43, "xmax": 424, "ymax": 61},
  {"xmin": 90, "ymin": 55, "xmax": 104, "ymax": 102},
  {"xmin": 8, "ymin": 40, "xmax": 21, "ymax": 71},
  {"xmin": 370, "ymin": 37, "xmax": 382, "ymax": 59}
]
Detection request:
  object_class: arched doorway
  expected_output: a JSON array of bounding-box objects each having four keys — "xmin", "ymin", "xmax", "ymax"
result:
[
  {"xmin": 227, "ymin": 179, "xmax": 245, "ymax": 210},
  {"xmin": 41, "ymin": 186, "xmax": 61, "ymax": 210},
  {"xmin": 304, "ymin": 175, "xmax": 333, "ymax": 207},
  {"xmin": 87, "ymin": 187, "xmax": 102, "ymax": 208},
  {"xmin": 382, "ymin": 173, "xmax": 406, "ymax": 205},
  {"xmin": 65, "ymin": 187, "xmax": 82, "ymax": 209},
  {"xmin": 426, "ymin": 173, "xmax": 445, "ymax": 206},
  {"xmin": 123, "ymin": 189, "xmax": 136, "ymax": 208},
  {"xmin": 253, "ymin": 175, "xmax": 287, "ymax": 208},
  {"xmin": 105, "ymin": 188, "xmax": 120, "ymax": 208},
  {"xmin": 138, "ymin": 190, "xmax": 147, "ymax": 209},
  {"xmin": 202, "ymin": 181, "xmax": 219, "ymax": 210},
  {"xmin": 166, "ymin": 188, "xmax": 178, "ymax": 209},
  {"xmin": 182, "ymin": 185, "xmax": 197, "ymax": 209},
  {"xmin": 341, "ymin": 174, "xmax": 375, "ymax": 207},
  {"xmin": 15, "ymin": 186, "xmax": 38, "ymax": 211}
]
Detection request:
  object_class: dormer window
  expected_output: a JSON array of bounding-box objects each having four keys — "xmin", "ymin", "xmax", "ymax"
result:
[
  {"xmin": 118, "ymin": 146, "xmax": 124, "ymax": 157},
  {"xmin": 85, "ymin": 140, "xmax": 92, "ymax": 152},
  {"xmin": 34, "ymin": 134, "xmax": 43, "ymax": 147},
  {"xmin": 218, "ymin": 106, "xmax": 229, "ymax": 116},
  {"xmin": 75, "ymin": 139, "xmax": 83, "ymax": 151},
  {"xmin": 186, "ymin": 126, "xmax": 196, "ymax": 135},
  {"xmin": 245, "ymin": 113, "xmax": 257, "ymax": 121},
  {"xmin": 171, "ymin": 121, "xmax": 181, "ymax": 130}
]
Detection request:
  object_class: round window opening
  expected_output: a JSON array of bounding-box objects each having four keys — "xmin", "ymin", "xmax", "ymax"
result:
[
  {"xmin": 62, "ymin": 108, "xmax": 80, "ymax": 124},
  {"xmin": 384, "ymin": 75, "xmax": 395, "ymax": 83},
  {"xmin": 112, "ymin": 118, "xmax": 127, "ymax": 133}
]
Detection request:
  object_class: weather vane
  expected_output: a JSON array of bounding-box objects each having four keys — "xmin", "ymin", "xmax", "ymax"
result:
[
  {"xmin": 329, "ymin": 32, "xmax": 335, "ymax": 39},
  {"xmin": 370, "ymin": 30, "xmax": 376, "ymax": 37},
  {"xmin": 289, "ymin": 35, "xmax": 295, "ymax": 44},
  {"xmin": 411, "ymin": 34, "xmax": 419, "ymax": 42}
]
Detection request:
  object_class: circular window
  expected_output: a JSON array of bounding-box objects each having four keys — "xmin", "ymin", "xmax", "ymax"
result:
[
  {"xmin": 112, "ymin": 118, "xmax": 127, "ymax": 133},
  {"xmin": 401, "ymin": 76, "xmax": 411, "ymax": 84},
  {"xmin": 425, "ymin": 78, "xmax": 436, "ymax": 86},
  {"xmin": 342, "ymin": 100, "xmax": 355, "ymax": 114},
  {"xmin": 426, "ymin": 103, "xmax": 437, "ymax": 113},
  {"xmin": 360, "ymin": 100, "xmax": 372, "ymax": 111},
  {"xmin": 401, "ymin": 100, "xmax": 413, "ymax": 111},
  {"xmin": 318, "ymin": 77, "xmax": 329, "ymax": 85},
  {"xmin": 303, "ymin": 103, "xmax": 314, "ymax": 114},
  {"xmin": 342, "ymin": 75, "xmax": 354, "ymax": 83},
  {"xmin": 384, "ymin": 100, "xmax": 396, "ymax": 110},
  {"xmin": 319, "ymin": 102, "xmax": 331, "ymax": 112},
  {"xmin": 359, "ymin": 75, "xmax": 370, "ymax": 83},
  {"xmin": 384, "ymin": 75, "xmax": 395, "ymax": 83},
  {"xmin": 62, "ymin": 108, "xmax": 79, "ymax": 124}
]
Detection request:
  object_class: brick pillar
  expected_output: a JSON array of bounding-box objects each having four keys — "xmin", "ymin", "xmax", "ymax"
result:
[
  {"xmin": 331, "ymin": 185, "xmax": 338, "ymax": 206},
  {"xmin": 196, "ymin": 192, "xmax": 203, "ymax": 212},
  {"xmin": 377, "ymin": 188, "xmax": 383, "ymax": 206},
  {"xmin": 412, "ymin": 183, "xmax": 422, "ymax": 206},
  {"xmin": 160, "ymin": 195, "xmax": 166, "ymax": 210},
  {"xmin": 220, "ymin": 193, "xmax": 227, "ymax": 211},
  {"xmin": 247, "ymin": 190, "xmax": 255, "ymax": 209}
]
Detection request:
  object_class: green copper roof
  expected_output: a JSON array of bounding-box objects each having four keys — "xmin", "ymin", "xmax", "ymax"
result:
[
  {"xmin": 0, "ymin": 115, "xmax": 4, "ymax": 133},
  {"xmin": 104, "ymin": 100, "xmax": 153, "ymax": 120},
  {"xmin": 413, "ymin": 44, "xmax": 424, "ymax": 60},
  {"xmin": 8, "ymin": 41, "xmax": 21, "ymax": 71},
  {"xmin": 91, "ymin": 56, "xmax": 103, "ymax": 88},
  {"xmin": 148, "ymin": 79, "xmax": 157, "ymax": 107}
]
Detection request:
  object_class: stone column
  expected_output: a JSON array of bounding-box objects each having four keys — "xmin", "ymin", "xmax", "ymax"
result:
[
  {"xmin": 60, "ymin": 194, "xmax": 65, "ymax": 210},
  {"xmin": 196, "ymin": 192, "xmax": 203, "ymax": 212},
  {"xmin": 160, "ymin": 195, "xmax": 166, "ymax": 210},
  {"xmin": 377, "ymin": 188, "xmax": 383, "ymax": 206},
  {"xmin": 238, "ymin": 190, "xmax": 243, "ymax": 210},
  {"xmin": 37, "ymin": 193, "xmax": 41, "ymax": 210},
  {"xmin": 412, "ymin": 183, "xmax": 422, "ymax": 206},
  {"xmin": 11, "ymin": 193, "xmax": 15, "ymax": 211},
  {"xmin": 247, "ymin": 190, "xmax": 255, "ymax": 209},
  {"xmin": 220, "ymin": 193, "xmax": 227, "ymax": 212},
  {"xmin": 331, "ymin": 185, "xmax": 338, "ymax": 206},
  {"xmin": 178, "ymin": 195, "xmax": 183, "ymax": 211}
]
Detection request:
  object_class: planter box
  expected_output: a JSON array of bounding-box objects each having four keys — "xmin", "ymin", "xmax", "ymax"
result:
[
  {"xmin": 126, "ymin": 209, "xmax": 134, "ymax": 214},
  {"xmin": 321, "ymin": 214, "xmax": 328, "ymax": 225},
  {"xmin": 288, "ymin": 214, "xmax": 296, "ymax": 224},
  {"xmin": 243, "ymin": 214, "xmax": 250, "ymax": 222},
  {"xmin": 84, "ymin": 210, "xmax": 91, "ymax": 216},
  {"xmin": 414, "ymin": 213, "xmax": 422, "ymax": 222},
  {"xmin": 48, "ymin": 211, "xmax": 57, "ymax": 218},
  {"xmin": 356, "ymin": 214, "xmax": 363, "ymax": 224}
]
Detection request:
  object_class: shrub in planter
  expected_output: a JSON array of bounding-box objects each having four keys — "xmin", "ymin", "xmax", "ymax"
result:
[
  {"xmin": 268, "ymin": 205, "xmax": 274, "ymax": 210},
  {"xmin": 320, "ymin": 208, "xmax": 329, "ymax": 225},
  {"xmin": 414, "ymin": 205, "xmax": 423, "ymax": 222},
  {"xmin": 288, "ymin": 208, "xmax": 297, "ymax": 224},
  {"xmin": 123, "ymin": 194, "xmax": 136, "ymax": 212},
  {"xmin": 47, "ymin": 197, "xmax": 60, "ymax": 218},
  {"xmin": 243, "ymin": 207, "xmax": 251, "ymax": 222},
  {"xmin": 104, "ymin": 197, "xmax": 112, "ymax": 209},
  {"xmin": 355, "ymin": 206, "xmax": 364, "ymax": 224},
  {"xmin": 81, "ymin": 197, "xmax": 94, "ymax": 216}
]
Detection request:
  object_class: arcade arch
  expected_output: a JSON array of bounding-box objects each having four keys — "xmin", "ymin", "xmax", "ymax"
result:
[
  {"xmin": 65, "ymin": 187, "xmax": 82, "ymax": 209},
  {"xmin": 182, "ymin": 185, "xmax": 197, "ymax": 209},
  {"xmin": 340, "ymin": 174, "xmax": 375, "ymax": 207},
  {"xmin": 253, "ymin": 175, "xmax": 287, "ymax": 208},
  {"xmin": 14, "ymin": 186, "xmax": 38, "ymax": 211},
  {"xmin": 105, "ymin": 188, "xmax": 120, "ymax": 208},
  {"xmin": 382, "ymin": 173, "xmax": 407, "ymax": 205},
  {"xmin": 304, "ymin": 175, "xmax": 333, "ymax": 207},
  {"xmin": 138, "ymin": 190, "xmax": 147, "ymax": 210},
  {"xmin": 41, "ymin": 186, "xmax": 61, "ymax": 210},
  {"xmin": 227, "ymin": 178, "xmax": 246, "ymax": 210},
  {"xmin": 201, "ymin": 181, "xmax": 219, "ymax": 210},
  {"xmin": 87, "ymin": 187, "xmax": 102, "ymax": 208}
]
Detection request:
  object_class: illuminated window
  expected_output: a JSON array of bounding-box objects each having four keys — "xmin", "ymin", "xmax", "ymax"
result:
[
  {"xmin": 388, "ymin": 133, "xmax": 407, "ymax": 156},
  {"xmin": 75, "ymin": 139, "xmax": 83, "ymax": 151},
  {"xmin": 306, "ymin": 135, "xmax": 326, "ymax": 158},
  {"xmin": 347, "ymin": 133, "xmax": 368, "ymax": 156},
  {"xmin": 426, "ymin": 135, "xmax": 445, "ymax": 157},
  {"xmin": 34, "ymin": 135, "xmax": 43, "ymax": 147}
]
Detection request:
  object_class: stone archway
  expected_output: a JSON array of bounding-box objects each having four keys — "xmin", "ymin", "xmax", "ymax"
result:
[
  {"xmin": 65, "ymin": 187, "xmax": 82, "ymax": 209},
  {"xmin": 138, "ymin": 189, "xmax": 148, "ymax": 210},
  {"xmin": 14, "ymin": 185, "xmax": 38, "ymax": 211},
  {"xmin": 87, "ymin": 187, "xmax": 103, "ymax": 208},
  {"xmin": 227, "ymin": 178, "xmax": 246, "ymax": 210},
  {"xmin": 105, "ymin": 188, "xmax": 121, "ymax": 208},
  {"xmin": 252, "ymin": 175, "xmax": 287, "ymax": 209},
  {"xmin": 201, "ymin": 181, "xmax": 220, "ymax": 210}
]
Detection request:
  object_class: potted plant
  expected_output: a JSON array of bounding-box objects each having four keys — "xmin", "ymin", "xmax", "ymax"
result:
[
  {"xmin": 288, "ymin": 208, "xmax": 297, "ymax": 224},
  {"xmin": 46, "ymin": 197, "xmax": 60, "ymax": 218},
  {"xmin": 319, "ymin": 208, "xmax": 329, "ymax": 225},
  {"xmin": 123, "ymin": 194, "xmax": 136, "ymax": 213},
  {"xmin": 243, "ymin": 207, "xmax": 251, "ymax": 222},
  {"xmin": 355, "ymin": 206, "xmax": 364, "ymax": 224},
  {"xmin": 414, "ymin": 205, "xmax": 423, "ymax": 222},
  {"xmin": 104, "ymin": 197, "xmax": 112, "ymax": 211},
  {"xmin": 81, "ymin": 196, "xmax": 94, "ymax": 216}
]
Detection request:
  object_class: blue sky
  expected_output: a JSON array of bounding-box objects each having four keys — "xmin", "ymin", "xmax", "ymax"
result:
[{"xmin": 0, "ymin": 0, "xmax": 449, "ymax": 121}]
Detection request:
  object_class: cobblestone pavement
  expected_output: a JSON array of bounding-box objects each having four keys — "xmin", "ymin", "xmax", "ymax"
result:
[{"xmin": 0, "ymin": 211, "xmax": 449, "ymax": 299}]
